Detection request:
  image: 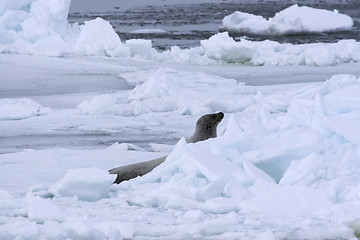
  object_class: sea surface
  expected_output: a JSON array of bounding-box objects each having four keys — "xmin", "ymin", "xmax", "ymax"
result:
[{"xmin": 68, "ymin": 0, "xmax": 360, "ymax": 50}]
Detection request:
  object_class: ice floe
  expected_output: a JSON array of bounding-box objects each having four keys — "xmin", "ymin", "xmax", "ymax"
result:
[
  {"xmin": 199, "ymin": 32, "xmax": 360, "ymax": 66},
  {"xmin": 77, "ymin": 68, "xmax": 255, "ymax": 116},
  {"xmin": 221, "ymin": 4, "xmax": 354, "ymax": 35}
]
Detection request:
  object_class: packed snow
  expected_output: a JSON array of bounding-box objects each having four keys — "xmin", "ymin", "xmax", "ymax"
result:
[
  {"xmin": 2, "ymin": 0, "xmax": 360, "ymax": 239},
  {"xmin": 221, "ymin": 4, "xmax": 354, "ymax": 35}
]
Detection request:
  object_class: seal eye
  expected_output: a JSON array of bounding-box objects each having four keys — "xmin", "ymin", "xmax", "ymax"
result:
[{"xmin": 206, "ymin": 124, "xmax": 212, "ymax": 129}]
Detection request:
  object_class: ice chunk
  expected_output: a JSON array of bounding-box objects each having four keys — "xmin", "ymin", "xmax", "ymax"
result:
[
  {"xmin": 0, "ymin": 0, "xmax": 131, "ymax": 57},
  {"xmin": 73, "ymin": 17, "xmax": 127, "ymax": 57},
  {"xmin": 95, "ymin": 221, "xmax": 134, "ymax": 239},
  {"xmin": 201, "ymin": 32, "xmax": 360, "ymax": 66},
  {"xmin": 49, "ymin": 168, "xmax": 116, "ymax": 201},
  {"xmin": 126, "ymin": 68, "xmax": 250, "ymax": 115},
  {"xmin": 222, "ymin": 4, "xmax": 354, "ymax": 35},
  {"xmin": 27, "ymin": 193, "xmax": 65, "ymax": 223},
  {"xmin": 0, "ymin": 190, "xmax": 26, "ymax": 217},
  {"xmin": 0, "ymin": 98, "xmax": 47, "ymax": 120},
  {"xmin": 201, "ymin": 32, "xmax": 255, "ymax": 63},
  {"xmin": 0, "ymin": 0, "xmax": 71, "ymax": 56},
  {"xmin": 76, "ymin": 93, "xmax": 130, "ymax": 116}
]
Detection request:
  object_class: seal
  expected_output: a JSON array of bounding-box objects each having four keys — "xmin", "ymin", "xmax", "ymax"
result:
[{"xmin": 109, "ymin": 112, "xmax": 224, "ymax": 184}]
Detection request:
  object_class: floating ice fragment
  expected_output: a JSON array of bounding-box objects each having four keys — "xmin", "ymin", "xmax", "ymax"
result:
[
  {"xmin": 49, "ymin": 168, "xmax": 115, "ymax": 201},
  {"xmin": 221, "ymin": 4, "xmax": 354, "ymax": 35}
]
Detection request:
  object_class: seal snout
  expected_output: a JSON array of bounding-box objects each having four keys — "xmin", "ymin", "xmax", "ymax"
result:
[
  {"xmin": 218, "ymin": 112, "xmax": 224, "ymax": 119},
  {"xmin": 217, "ymin": 112, "xmax": 224, "ymax": 122}
]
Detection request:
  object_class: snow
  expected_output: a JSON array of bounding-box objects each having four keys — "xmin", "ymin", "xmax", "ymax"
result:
[
  {"xmin": 78, "ymin": 68, "xmax": 253, "ymax": 116},
  {"xmin": 200, "ymin": 32, "xmax": 360, "ymax": 66},
  {"xmin": 73, "ymin": 17, "xmax": 128, "ymax": 57},
  {"xmin": 0, "ymin": 98, "xmax": 48, "ymax": 120},
  {"xmin": 0, "ymin": 0, "xmax": 72, "ymax": 56},
  {"xmin": 221, "ymin": 4, "xmax": 354, "ymax": 35},
  {"xmin": 0, "ymin": 0, "xmax": 130, "ymax": 57},
  {"xmin": 49, "ymin": 168, "xmax": 116, "ymax": 201},
  {"xmin": 2, "ymin": 70, "xmax": 360, "ymax": 239},
  {"xmin": 27, "ymin": 193, "xmax": 65, "ymax": 223},
  {"xmin": 2, "ymin": 0, "xmax": 360, "ymax": 239}
]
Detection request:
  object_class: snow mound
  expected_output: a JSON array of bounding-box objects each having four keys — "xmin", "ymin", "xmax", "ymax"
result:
[
  {"xmin": 0, "ymin": 0, "xmax": 131, "ymax": 57},
  {"xmin": 77, "ymin": 68, "xmax": 255, "ymax": 116},
  {"xmin": 0, "ymin": 0, "xmax": 72, "ymax": 56},
  {"xmin": 0, "ymin": 98, "xmax": 47, "ymax": 120},
  {"xmin": 221, "ymin": 4, "xmax": 354, "ymax": 35},
  {"xmin": 200, "ymin": 32, "xmax": 360, "ymax": 66},
  {"xmin": 113, "ymin": 74, "xmax": 360, "ymax": 236},
  {"xmin": 73, "ymin": 17, "xmax": 129, "ymax": 57},
  {"xmin": 27, "ymin": 193, "xmax": 65, "ymax": 223},
  {"xmin": 0, "ymin": 190, "xmax": 26, "ymax": 217},
  {"xmin": 126, "ymin": 39, "xmax": 156, "ymax": 58},
  {"xmin": 49, "ymin": 168, "xmax": 115, "ymax": 201}
]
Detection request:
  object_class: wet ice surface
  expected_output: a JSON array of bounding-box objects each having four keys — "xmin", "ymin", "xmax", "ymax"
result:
[{"xmin": 68, "ymin": 0, "xmax": 360, "ymax": 50}]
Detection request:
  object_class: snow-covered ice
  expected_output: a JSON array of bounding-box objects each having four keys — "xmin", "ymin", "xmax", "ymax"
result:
[
  {"xmin": 200, "ymin": 32, "xmax": 360, "ymax": 66},
  {"xmin": 0, "ymin": 98, "xmax": 48, "ymax": 120},
  {"xmin": 2, "ymin": 0, "xmax": 360, "ymax": 239},
  {"xmin": 2, "ymin": 71, "xmax": 360, "ymax": 239},
  {"xmin": 221, "ymin": 4, "xmax": 354, "ymax": 35}
]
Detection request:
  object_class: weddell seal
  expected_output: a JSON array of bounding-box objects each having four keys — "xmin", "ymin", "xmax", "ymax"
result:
[{"xmin": 109, "ymin": 112, "xmax": 224, "ymax": 184}]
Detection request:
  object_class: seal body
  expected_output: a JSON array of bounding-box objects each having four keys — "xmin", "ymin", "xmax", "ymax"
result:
[
  {"xmin": 109, "ymin": 112, "xmax": 224, "ymax": 184},
  {"xmin": 109, "ymin": 156, "xmax": 167, "ymax": 183}
]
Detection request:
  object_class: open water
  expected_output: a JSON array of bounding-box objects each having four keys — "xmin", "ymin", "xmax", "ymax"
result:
[{"xmin": 68, "ymin": 0, "xmax": 360, "ymax": 50}]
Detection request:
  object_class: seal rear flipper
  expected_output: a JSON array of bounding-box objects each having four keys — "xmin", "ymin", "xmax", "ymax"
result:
[{"xmin": 109, "ymin": 156, "xmax": 167, "ymax": 184}]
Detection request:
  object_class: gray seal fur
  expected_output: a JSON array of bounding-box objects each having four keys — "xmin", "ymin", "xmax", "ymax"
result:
[{"xmin": 109, "ymin": 112, "xmax": 224, "ymax": 184}]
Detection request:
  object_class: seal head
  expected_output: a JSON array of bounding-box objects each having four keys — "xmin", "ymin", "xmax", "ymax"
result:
[{"xmin": 187, "ymin": 112, "xmax": 224, "ymax": 143}]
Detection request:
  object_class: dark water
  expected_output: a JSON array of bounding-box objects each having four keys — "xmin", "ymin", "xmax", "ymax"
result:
[{"xmin": 68, "ymin": 1, "xmax": 360, "ymax": 50}]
